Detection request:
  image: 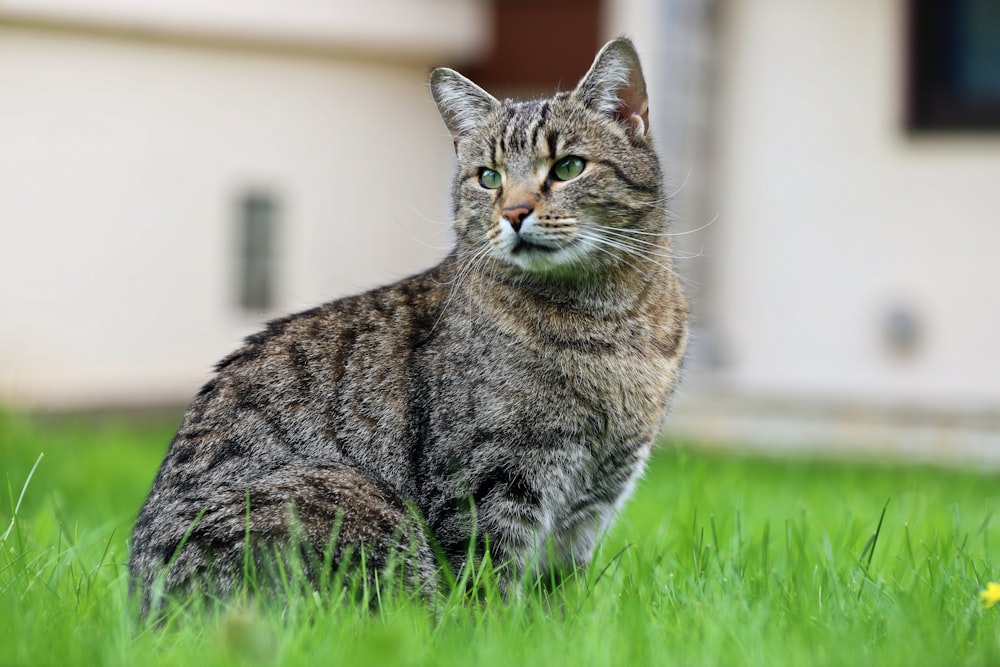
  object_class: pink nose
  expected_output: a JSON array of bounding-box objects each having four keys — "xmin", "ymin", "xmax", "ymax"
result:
[{"xmin": 502, "ymin": 206, "xmax": 532, "ymax": 232}]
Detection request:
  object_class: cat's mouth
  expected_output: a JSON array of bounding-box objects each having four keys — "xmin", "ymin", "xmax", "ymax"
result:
[{"xmin": 510, "ymin": 239, "xmax": 562, "ymax": 255}]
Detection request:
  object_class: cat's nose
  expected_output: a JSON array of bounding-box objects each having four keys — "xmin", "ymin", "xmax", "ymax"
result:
[{"xmin": 502, "ymin": 206, "xmax": 533, "ymax": 233}]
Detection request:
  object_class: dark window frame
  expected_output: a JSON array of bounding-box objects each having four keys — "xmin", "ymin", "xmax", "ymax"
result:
[
  {"xmin": 906, "ymin": 0, "xmax": 1000, "ymax": 132},
  {"xmin": 461, "ymin": 0, "xmax": 603, "ymax": 99},
  {"xmin": 237, "ymin": 192, "xmax": 278, "ymax": 313}
]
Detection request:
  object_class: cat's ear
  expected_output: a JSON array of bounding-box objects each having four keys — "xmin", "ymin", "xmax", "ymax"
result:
[
  {"xmin": 430, "ymin": 68, "xmax": 500, "ymax": 149},
  {"xmin": 573, "ymin": 38, "xmax": 649, "ymax": 139}
]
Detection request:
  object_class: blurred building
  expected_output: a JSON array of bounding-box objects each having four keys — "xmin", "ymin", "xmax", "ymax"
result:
[
  {"xmin": 0, "ymin": 0, "xmax": 487, "ymax": 406},
  {"xmin": 660, "ymin": 0, "xmax": 1000, "ymax": 461},
  {"xmin": 2, "ymin": 0, "xmax": 998, "ymax": 461}
]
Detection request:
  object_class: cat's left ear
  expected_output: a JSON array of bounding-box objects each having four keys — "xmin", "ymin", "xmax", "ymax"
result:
[
  {"xmin": 574, "ymin": 38, "xmax": 649, "ymax": 139},
  {"xmin": 430, "ymin": 68, "xmax": 500, "ymax": 149}
]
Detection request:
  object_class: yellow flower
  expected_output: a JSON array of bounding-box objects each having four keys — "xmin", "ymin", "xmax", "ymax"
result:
[{"xmin": 980, "ymin": 582, "xmax": 1000, "ymax": 609}]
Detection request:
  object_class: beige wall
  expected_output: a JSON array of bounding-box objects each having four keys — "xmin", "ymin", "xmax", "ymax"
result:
[
  {"xmin": 8, "ymin": 0, "xmax": 995, "ymax": 417},
  {"xmin": 0, "ymin": 23, "xmax": 471, "ymax": 408},
  {"xmin": 710, "ymin": 0, "xmax": 1000, "ymax": 409},
  {"xmin": 0, "ymin": 0, "xmax": 488, "ymax": 61}
]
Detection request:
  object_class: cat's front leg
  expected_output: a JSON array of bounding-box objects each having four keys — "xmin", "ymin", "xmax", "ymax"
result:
[
  {"xmin": 552, "ymin": 504, "xmax": 617, "ymax": 573},
  {"xmin": 470, "ymin": 484, "xmax": 557, "ymax": 593}
]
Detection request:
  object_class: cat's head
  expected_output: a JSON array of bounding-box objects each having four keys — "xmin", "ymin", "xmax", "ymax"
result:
[{"xmin": 431, "ymin": 38, "xmax": 665, "ymax": 284}]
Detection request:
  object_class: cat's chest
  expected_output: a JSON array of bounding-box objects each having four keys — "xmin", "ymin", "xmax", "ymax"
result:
[
  {"xmin": 435, "ymin": 315, "xmax": 680, "ymax": 479},
  {"xmin": 500, "ymin": 341, "xmax": 677, "ymax": 446},
  {"xmin": 452, "ymin": 339, "xmax": 673, "ymax": 500}
]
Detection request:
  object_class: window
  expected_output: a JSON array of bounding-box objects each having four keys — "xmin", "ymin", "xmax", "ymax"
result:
[
  {"xmin": 461, "ymin": 0, "xmax": 603, "ymax": 98},
  {"xmin": 907, "ymin": 0, "xmax": 1000, "ymax": 131},
  {"xmin": 237, "ymin": 192, "xmax": 278, "ymax": 312}
]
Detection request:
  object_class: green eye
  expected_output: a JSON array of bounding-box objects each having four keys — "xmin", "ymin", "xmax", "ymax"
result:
[
  {"xmin": 552, "ymin": 156, "xmax": 586, "ymax": 181},
  {"xmin": 478, "ymin": 168, "xmax": 502, "ymax": 189}
]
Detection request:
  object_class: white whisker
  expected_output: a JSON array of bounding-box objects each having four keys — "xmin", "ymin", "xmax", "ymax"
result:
[
  {"xmin": 586, "ymin": 227, "xmax": 699, "ymax": 262},
  {"xmin": 407, "ymin": 202, "xmax": 454, "ymax": 228},
  {"xmin": 430, "ymin": 243, "xmax": 494, "ymax": 334},
  {"xmin": 577, "ymin": 231, "xmax": 656, "ymax": 278},
  {"xmin": 590, "ymin": 211, "xmax": 717, "ymax": 238},
  {"xmin": 665, "ymin": 166, "xmax": 693, "ymax": 199},
  {"xmin": 577, "ymin": 230, "xmax": 689, "ymax": 280}
]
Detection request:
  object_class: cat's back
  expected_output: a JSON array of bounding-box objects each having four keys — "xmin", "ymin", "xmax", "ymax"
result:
[{"xmin": 142, "ymin": 264, "xmax": 455, "ymax": 503}]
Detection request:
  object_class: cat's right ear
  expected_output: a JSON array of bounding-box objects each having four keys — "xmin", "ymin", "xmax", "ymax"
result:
[{"xmin": 430, "ymin": 68, "xmax": 499, "ymax": 151}]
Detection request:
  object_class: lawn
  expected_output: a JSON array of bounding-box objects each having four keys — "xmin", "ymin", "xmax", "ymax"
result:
[{"xmin": 3, "ymin": 409, "xmax": 1000, "ymax": 666}]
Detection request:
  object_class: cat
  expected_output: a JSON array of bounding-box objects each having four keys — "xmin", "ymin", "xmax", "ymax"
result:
[{"xmin": 129, "ymin": 37, "xmax": 688, "ymax": 614}]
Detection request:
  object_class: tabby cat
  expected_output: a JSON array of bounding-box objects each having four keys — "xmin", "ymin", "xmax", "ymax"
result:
[{"xmin": 129, "ymin": 38, "xmax": 688, "ymax": 612}]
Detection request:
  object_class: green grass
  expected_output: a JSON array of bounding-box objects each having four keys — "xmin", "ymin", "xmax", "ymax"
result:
[{"xmin": 3, "ymin": 409, "xmax": 1000, "ymax": 666}]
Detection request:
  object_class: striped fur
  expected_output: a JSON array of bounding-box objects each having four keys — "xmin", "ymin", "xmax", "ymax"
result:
[{"xmin": 129, "ymin": 38, "xmax": 687, "ymax": 613}]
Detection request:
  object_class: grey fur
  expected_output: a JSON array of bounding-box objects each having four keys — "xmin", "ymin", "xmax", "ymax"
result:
[{"xmin": 129, "ymin": 38, "xmax": 688, "ymax": 613}]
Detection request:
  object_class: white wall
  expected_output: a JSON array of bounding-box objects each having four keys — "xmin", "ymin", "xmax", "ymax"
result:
[
  {"xmin": 0, "ymin": 0, "xmax": 487, "ymax": 61},
  {"xmin": 0, "ymin": 25, "xmax": 464, "ymax": 408},
  {"xmin": 710, "ymin": 0, "xmax": 1000, "ymax": 409}
]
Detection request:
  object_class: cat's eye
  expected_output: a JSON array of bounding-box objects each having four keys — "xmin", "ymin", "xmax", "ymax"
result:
[
  {"xmin": 551, "ymin": 156, "xmax": 586, "ymax": 181},
  {"xmin": 478, "ymin": 168, "xmax": 502, "ymax": 189}
]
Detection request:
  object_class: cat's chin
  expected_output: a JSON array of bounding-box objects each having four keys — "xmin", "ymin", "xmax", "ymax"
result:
[{"xmin": 498, "ymin": 240, "xmax": 594, "ymax": 278}]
